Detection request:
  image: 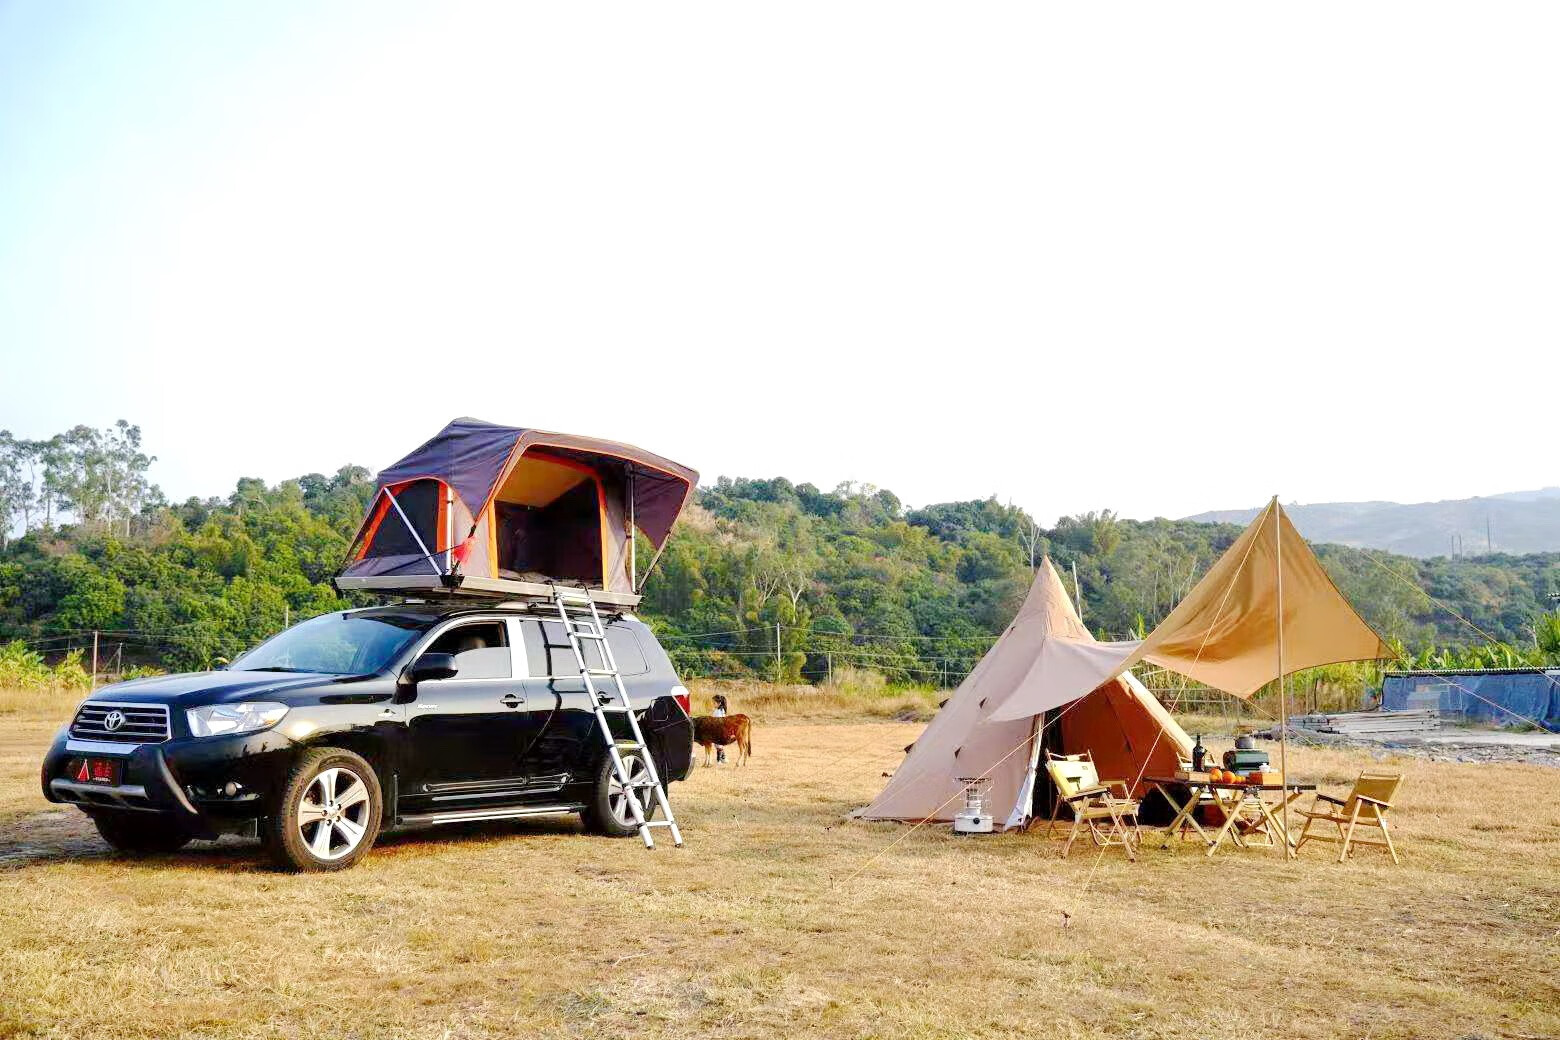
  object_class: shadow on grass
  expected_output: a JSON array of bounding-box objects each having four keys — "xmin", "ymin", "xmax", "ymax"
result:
[{"xmin": 0, "ymin": 806, "xmax": 602, "ymax": 873}]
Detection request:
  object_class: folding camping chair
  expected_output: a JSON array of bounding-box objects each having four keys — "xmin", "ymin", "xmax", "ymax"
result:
[
  {"xmin": 1043, "ymin": 750, "xmax": 1141, "ymax": 861},
  {"xmin": 1294, "ymin": 769, "xmax": 1404, "ymax": 864}
]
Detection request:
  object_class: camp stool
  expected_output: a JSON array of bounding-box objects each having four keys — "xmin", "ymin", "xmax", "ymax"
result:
[
  {"xmin": 1043, "ymin": 750, "xmax": 1141, "ymax": 861},
  {"xmin": 1294, "ymin": 769, "xmax": 1403, "ymax": 864}
]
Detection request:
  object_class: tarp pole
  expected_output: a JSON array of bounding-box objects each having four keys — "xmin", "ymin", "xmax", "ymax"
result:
[{"xmin": 1273, "ymin": 497, "xmax": 1292, "ymax": 858}]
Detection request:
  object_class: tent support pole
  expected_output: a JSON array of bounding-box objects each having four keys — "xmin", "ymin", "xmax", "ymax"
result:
[
  {"xmin": 1273, "ymin": 497, "xmax": 1291, "ymax": 858},
  {"xmin": 638, "ymin": 540, "xmax": 670, "ymax": 593},
  {"xmin": 629, "ymin": 470, "xmax": 637, "ymax": 592},
  {"xmin": 386, "ymin": 488, "xmax": 443, "ymax": 576}
]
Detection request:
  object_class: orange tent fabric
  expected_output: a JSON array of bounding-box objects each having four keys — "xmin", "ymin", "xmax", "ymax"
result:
[{"xmin": 1058, "ymin": 674, "xmax": 1187, "ymax": 798}]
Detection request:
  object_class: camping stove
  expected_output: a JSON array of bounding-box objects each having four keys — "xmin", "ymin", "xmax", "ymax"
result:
[{"xmin": 953, "ymin": 777, "xmax": 994, "ymax": 835}]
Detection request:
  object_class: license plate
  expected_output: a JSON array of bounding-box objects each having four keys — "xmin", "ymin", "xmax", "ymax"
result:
[{"xmin": 74, "ymin": 758, "xmax": 122, "ymax": 785}]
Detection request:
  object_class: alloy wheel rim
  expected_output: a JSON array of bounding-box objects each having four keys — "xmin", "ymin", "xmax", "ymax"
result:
[
  {"xmin": 607, "ymin": 755, "xmax": 650, "ymax": 828},
  {"xmin": 297, "ymin": 766, "xmax": 371, "ymax": 861}
]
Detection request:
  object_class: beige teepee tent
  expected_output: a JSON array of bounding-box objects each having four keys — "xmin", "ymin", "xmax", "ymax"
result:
[{"xmin": 852, "ymin": 558, "xmax": 1192, "ymax": 830}]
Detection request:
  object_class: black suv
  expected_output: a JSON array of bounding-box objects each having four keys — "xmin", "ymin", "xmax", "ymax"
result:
[{"xmin": 40, "ymin": 604, "xmax": 694, "ymax": 871}]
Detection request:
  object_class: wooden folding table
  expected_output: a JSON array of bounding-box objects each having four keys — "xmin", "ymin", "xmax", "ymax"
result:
[{"xmin": 1143, "ymin": 777, "xmax": 1316, "ymax": 857}]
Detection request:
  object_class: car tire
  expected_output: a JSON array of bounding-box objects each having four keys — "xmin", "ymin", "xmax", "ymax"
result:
[
  {"xmin": 90, "ymin": 811, "xmax": 194, "ymax": 854},
  {"xmin": 581, "ymin": 746, "xmax": 664, "ymax": 838},
  {"xmin": 262, "ymin": 747, "xmax": 382, "ymax": 872}
]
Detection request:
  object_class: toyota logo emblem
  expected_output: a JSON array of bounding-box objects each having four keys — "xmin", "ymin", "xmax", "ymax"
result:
[{"xmin": 103, "ymin": 710, "xmax": 126, "ymax": 732}]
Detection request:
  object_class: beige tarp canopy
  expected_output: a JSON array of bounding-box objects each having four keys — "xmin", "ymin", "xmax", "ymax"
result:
[
  {"xmin": 852, "ymin": 559, "xmax": 1192, "ymax": 829},
  {"xmin": 989, "ymin": 499, "xmax": 1392, "ymax": 723}
]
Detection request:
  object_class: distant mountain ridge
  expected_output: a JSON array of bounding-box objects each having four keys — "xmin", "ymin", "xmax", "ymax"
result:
[{"xmin": 1185, "ymin": 488, "xmax": 1560, "ymax": 558}]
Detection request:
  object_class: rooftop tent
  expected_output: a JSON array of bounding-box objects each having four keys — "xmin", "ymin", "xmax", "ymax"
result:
[
  {"xmin": 335, "ymin": 418, "xmax": 698, "ymax": 604},
  {"xmin": 852, "ymin": 559, "xmax": 1192, "ymax": 830}
]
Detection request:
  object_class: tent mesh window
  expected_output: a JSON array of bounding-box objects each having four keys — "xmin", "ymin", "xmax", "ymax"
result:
[{"xmin": 364, "ymin": 479, "xmax": 442, "ymax": 570}]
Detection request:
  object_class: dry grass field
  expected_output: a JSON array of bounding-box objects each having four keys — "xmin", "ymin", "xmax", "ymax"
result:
[{"xmin": 2, "ymin": 686, "xmax": 1557, "ymax": 1040}]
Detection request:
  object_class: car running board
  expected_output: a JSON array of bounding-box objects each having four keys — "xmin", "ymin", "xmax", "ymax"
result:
[{"xmin": 396, "ymin": 804, "xmax": 584, "ymax": 827}]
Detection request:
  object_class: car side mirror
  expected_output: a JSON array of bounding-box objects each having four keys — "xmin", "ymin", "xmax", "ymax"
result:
[{"xmin": 408, "ymin": 652, "xmax": 459, "ymax": 684}]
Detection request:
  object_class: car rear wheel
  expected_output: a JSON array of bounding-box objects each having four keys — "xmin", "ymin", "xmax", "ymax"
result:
[
  {"xmin": 581, "ymin": 747, "xmax": 664, "ymax": 838},
  {"xmin": 263, "ymin": 747, "xmax": 382, "ymax": 872},
  {"xmin": 90, "ymin": 811, "xmax": 194, "ymax": 854}
]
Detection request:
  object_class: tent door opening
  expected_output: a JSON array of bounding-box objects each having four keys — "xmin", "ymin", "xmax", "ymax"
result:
[
  {"xmin": 493, "ymin": 453, "xmax": 607, "ymax": 589},
  {"xmin": 1029, "ymin": 708, "xmax": 1066, "ymax": 823}
]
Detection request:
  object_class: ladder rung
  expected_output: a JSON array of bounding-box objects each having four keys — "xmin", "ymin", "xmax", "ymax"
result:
[{"xmin": 553, "ymin": 586, "xmax": 681, "ymax": 851}]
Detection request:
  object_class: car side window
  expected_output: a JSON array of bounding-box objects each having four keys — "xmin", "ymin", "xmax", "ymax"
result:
[
  {"xmin": 607, "ymin": 627, "xmax": 648, "ymax": 676},
  {"xmin": 426, "ymin": 621, "xmax": 511, "ymax": 680},
  {"xmin": 520, "ymin": 620, "xmax": 648, "ymax": 677}
]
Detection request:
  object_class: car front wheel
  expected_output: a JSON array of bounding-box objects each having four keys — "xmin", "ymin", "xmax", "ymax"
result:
[{"xmin": 262, "ymin": 747, "xmax": 382, "ymax": 872}]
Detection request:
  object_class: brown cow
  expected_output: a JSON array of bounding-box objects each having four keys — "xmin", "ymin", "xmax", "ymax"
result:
[{"xmin": 692, "ymin": 714, "xmax": 752, "ymax": 767}]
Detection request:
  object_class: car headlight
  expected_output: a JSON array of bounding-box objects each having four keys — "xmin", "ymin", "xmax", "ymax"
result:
[{"xmin": 186, "ymin": 702, "xmax": 289, "ymax": 738}]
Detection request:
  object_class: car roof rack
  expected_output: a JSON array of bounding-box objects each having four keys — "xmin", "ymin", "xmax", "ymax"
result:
[{"xmin": 333, "ymin": 573, "xmax": 641, "ymax": 610}]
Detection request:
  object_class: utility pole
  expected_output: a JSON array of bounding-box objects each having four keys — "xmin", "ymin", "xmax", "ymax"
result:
[
  {"xmin": 91, "ymin": 631, "xmax": 99, "ymax": 684},
  {"xmin": 284, "ymin": 606, "xmax": 290, "ymax": 630},
  {"xmin": 826, "ymin": 652, "xmax": 833, "ymax": 686},
  {"xmin": 774, "ymin": 623, "xmax": 782, "ymax": 685}
]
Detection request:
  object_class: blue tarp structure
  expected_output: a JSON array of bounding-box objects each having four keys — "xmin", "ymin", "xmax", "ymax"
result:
[{"xmin": 1382, "ymin": 669, "xmax": 1560, "ymax": 732}]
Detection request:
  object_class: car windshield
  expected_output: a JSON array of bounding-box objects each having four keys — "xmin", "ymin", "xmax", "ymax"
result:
[{"xmin": 231, "ymin": 613, "xmax": 431, "ymax": 675}]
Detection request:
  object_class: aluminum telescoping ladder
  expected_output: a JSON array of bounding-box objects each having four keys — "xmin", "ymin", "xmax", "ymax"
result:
[{"xmin": 550, "ymin": 587, "xmax": 683, "ymax": 849}]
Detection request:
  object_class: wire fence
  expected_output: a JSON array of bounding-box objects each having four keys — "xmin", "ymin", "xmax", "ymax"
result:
[{"xmin": 653, "ymin": 623, "xmax": 998, "ymax": 688}]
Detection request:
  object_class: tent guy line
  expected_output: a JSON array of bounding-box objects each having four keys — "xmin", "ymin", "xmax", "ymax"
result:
[
  {"xmin": 1078, "ymin": 523, "xmax": 1269, "ymax": 893},
  {"xmin": 835, "ymin": 711, "xmax": 1074, "ymax": 887}
]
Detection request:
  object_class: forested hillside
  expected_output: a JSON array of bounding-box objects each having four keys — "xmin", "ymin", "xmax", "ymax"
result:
[{"xmin": 2, "ymin": 423, "xmax": 1558, "ymax": 683}]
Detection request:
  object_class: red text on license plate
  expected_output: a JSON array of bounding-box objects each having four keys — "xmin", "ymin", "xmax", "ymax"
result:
[{"xmin": 76, "ymin": 758, "xmax": 119, "ymax": 784}]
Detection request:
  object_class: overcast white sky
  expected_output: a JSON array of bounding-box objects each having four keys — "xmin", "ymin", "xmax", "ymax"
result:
[{"xmin": 1, "ymin": 2, "xmax": 1555, "ymax": 524}]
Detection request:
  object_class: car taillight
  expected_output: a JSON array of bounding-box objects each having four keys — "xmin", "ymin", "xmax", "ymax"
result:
[{"xmin": 671, "ymin": 686, "xmax": 690, "ymax": 716}]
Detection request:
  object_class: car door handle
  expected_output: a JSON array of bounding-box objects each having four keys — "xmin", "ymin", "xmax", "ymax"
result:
[{"xmin": 500, "ymin": 694, "xmax": 522, "ymax": 709}]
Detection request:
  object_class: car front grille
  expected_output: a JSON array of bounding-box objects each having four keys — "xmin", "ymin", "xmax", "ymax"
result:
[{"xmin": 71, "ymin": 703, "xmax": 172, "ymax": 743}]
